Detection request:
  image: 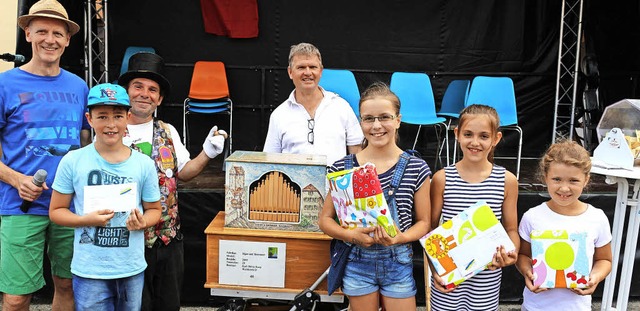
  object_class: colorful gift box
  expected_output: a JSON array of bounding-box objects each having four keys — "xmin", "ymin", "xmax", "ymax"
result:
[
  {"xmin": 420, "ymin": 201, "xmax": 515, "ymax": 289},
  {"xmin": 326, "ymin": 163, "xmax": 397, "ymax": 237},
  {"xmin": 530, "ymin": 230, "xmax": 590, "ymax": 288}
]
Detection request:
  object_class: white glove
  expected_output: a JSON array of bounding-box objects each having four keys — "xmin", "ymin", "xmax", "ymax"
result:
[{"xmin": 203, "ymin": 126, "xmax": 227, "ymax": 158}]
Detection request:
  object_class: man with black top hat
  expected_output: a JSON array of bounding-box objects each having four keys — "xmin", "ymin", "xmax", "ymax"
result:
[
  {"xmin": 0, "ymin": 0, "xmax": 89, "ymax": 310},
  {"xmin": 118, "ymin": 51, "xmax": 227, "ymax": 311}
]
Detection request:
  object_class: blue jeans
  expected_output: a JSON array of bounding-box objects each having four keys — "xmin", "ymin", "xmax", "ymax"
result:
[
  {"xmin": 73, "ymin": 272, "xmax": 144, "ymax": 311},
  {"xmin": 342, "ymin": 243, "xmax": 416, "ymax": 298}
]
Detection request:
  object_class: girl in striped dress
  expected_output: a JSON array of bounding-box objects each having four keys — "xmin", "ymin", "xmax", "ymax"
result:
[
  {"xmin": 429, "ymin": 104, "xmax": 520, "ymax": 311},
  {"xmin": 319, "ymin": 82, "xmax": 431, "ymax": 311}
]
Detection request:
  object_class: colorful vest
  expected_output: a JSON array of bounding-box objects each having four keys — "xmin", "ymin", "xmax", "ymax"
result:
[{"xmin": 128, "ymin": 119, "xmax": 180, "ymax": 247}]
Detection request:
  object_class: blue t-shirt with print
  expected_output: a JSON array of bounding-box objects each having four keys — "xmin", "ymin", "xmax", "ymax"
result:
[
  {"xmin": 0, "ymin": 67, "xmax": 89, "ymax": 215},
  {"xmin": 53, "ymin": 143, "xmax": 160, "ymax": 279}
]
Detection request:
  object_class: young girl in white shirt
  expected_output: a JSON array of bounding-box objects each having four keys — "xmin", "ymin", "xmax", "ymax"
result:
[{"xmin": 516, "ymin": 140, "xmax": 612, "ymax": 311}]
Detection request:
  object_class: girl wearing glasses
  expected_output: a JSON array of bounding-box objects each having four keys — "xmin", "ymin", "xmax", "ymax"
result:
[
  {"xmin": 319, "ymin": 82, "xmax": 431, "ymax": 311},
  {"xmin": 429, "ymin": 104, "xmax": 519, "ymax": 311}
]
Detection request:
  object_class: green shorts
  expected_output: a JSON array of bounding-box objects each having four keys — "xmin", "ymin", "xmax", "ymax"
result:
[{"xmin": 0, "ymin": 215, "xmax": 73, "ymax": 295}]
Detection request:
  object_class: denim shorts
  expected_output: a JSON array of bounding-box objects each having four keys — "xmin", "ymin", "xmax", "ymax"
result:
[
  {"xmin": 342, "ymin": 243, "xmax": 416, "ymax": 298},
  {"xmin": 73, "ymin": 272, "xmax": 144, "ymax": 311}
]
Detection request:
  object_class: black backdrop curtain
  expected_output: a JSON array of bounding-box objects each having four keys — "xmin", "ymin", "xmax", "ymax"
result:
[
  {"xmin": 14, "ymin": 0, "xmax": 640, "ymax": 304},
  {"xmin": 105, "ymin": 0, "xmax": 563, "ymax": 157},
  {"xmin": 16, "ymin": 0, "xmax": 640, "ymax": 157}
]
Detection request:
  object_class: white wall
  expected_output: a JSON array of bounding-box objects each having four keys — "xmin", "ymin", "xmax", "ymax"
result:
[{"xmin": 0, "ymin": 1, "xmax": 19, "ymax": 73}]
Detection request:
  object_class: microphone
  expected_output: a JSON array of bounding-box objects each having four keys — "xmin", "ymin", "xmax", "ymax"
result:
[
  {"xmin": 0, "ymin": 53, "xmax": 26, "ymax": 63},
  {"xmin": 20, "ymin": 169, "xmax": 48, "ymax": 213}
]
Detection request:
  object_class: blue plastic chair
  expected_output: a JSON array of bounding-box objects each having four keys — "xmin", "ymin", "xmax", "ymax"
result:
[
  {"xmin": 465, "ymin": 76, "xmax": 523, "ymax": 178},
  {"xmin": 119, "ymin": 46, "xmax": 155, "ymax": 77},
  {"xmin": 438, "ymin": 80, "xmax": 470, "ymax": 119},
  {"xmin": 390, "ymin": 72, "xmax": 448, "ymax": 168},
  {"xmin": 438, "ymin": 80, "xmax": 470, "ymax": 164},
  {"xmin": 319, "ymin": 69, "xmax": 360, "ymax": 117}
]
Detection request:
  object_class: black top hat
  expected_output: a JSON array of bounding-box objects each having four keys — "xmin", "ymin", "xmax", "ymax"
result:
[{"xmin": 118, "ymin": 52, "xmax": 171, "ymax": 97}]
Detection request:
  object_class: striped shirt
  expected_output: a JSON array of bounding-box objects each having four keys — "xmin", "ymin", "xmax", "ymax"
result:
[
  {"xmin": 328, "ymin": 154, "xmax": 431, "ymax": 232},
  {"xmin": 430, "ymin": 164, "xmax": 507, "ymax": 311}
]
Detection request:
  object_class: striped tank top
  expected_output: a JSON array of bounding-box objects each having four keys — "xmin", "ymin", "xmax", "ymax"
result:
[{"xmin": 430, "ymin": 164, "xmax": 506, "ymax": 311}]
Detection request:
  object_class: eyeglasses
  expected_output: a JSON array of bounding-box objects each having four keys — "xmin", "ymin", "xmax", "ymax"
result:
[
  {"xmin": 360, "ymin": 114, "xmax": 397, "ymax": 123},
  {"xmin": 307, "ymin": 118, "xmax": 315, "ymax": 144}
]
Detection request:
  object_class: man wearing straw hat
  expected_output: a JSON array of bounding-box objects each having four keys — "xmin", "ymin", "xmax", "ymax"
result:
[{"xmin": 0, "ymin": 0, "xmax": 89, "ymax": 310}]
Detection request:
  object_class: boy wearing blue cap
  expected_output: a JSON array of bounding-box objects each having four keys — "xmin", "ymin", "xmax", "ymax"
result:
[{"xmin": 49, "ymin": 83, "xmax": 161, "ymax": 310}]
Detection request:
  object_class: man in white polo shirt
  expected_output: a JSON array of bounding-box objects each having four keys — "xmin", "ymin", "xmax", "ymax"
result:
[{"xmin": 263, "ymin": 42, "xmax": 363, "ymax": 165}]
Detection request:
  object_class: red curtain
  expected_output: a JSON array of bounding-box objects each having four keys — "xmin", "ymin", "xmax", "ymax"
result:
[{"xmin": 200, "ymin": 0, "xmax": 259, "ymax": 38}]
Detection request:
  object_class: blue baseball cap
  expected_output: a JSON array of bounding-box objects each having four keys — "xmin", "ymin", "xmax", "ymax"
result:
[{"xmin": 87, "ymin": 83, "xmax": 130, "ymax": 108}]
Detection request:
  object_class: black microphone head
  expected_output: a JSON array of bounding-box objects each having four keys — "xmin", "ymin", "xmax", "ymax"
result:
[
  {"xmin": 14, "ymin": 54, "xmax": 26, "ymax": 63},
  {"xmin": 33, "ymin": 169, "xmax": 48, "ymax": 186}
]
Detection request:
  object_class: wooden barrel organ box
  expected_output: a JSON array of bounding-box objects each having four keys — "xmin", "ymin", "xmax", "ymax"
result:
[
  {"xmin": 224, "ymin": 151, "xmax": 327, "ymax": 231},
  {"xmin": 205, "ymin": 151, "xmax": 343, "ymax": 302}
]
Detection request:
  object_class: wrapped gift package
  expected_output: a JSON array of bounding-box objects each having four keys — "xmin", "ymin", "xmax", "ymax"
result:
[
  {"xmin": 326, "ymin": 162, "xmax": 397, "ymax": 237},
  {"xmin": 420, "ymin": 201, "xmax": 515, "ymax": 289},
  {"xmin": 530, "ymin": 229, "xmax": 590, "ymax": 289},
  {"xmin": 224, "ymin": 151, "xmax": 327, "ymax": 232}
]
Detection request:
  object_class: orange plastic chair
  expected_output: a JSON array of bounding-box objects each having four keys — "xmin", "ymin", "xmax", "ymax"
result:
[{"xmin": 183, "ymin": 61, "xmax": 233, "ymax": 154}]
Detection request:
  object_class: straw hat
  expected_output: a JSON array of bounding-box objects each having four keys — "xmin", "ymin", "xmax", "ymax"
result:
[
  {"xmin": 118, "ymin": 52, "xmax": 172, "ymax": 97},
  {"xmin": 17, "ymin": 0, "xmax": 80, "ymax": 36}
]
